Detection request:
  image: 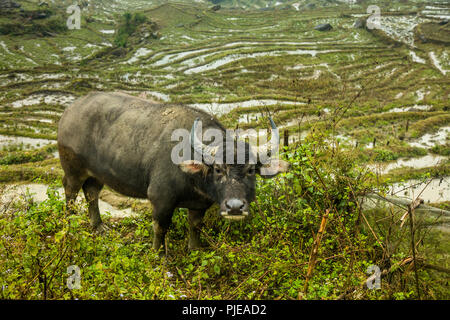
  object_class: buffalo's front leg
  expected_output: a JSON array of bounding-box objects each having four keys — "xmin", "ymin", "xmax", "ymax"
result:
[
  {"xmin": 188, "ymin": 209, "xmax": 206, "ymax": 250},
  {"xmin": 152, "ymin": 220, "xmax": 168, "ymax": 252},
  {"xmin": 151, "ymin": 204, "xmax": 174, "ymax": 252},
  {"xmin": 147, "ymin": 166, "xmax": 185, "ymax": 253}
]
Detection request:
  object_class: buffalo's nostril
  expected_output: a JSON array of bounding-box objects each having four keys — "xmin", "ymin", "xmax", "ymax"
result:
[{"xmin": 226, "ymin": 199, "xmax": 245, "ymax": 214}]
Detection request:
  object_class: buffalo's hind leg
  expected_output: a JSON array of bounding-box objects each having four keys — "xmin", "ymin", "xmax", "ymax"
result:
[
  {"xmin": 60, "ymin": 144, "xmax": 86, "ymax": 215},
  {"xmin": 62, "ymin": 174, "xmax": 84, "ymax": 214},
  {"xmin": 82, "ymin": 177, "xmax": 108, "ymax": 233}
]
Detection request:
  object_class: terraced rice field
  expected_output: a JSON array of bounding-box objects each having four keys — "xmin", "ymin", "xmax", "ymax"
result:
[{"xmin": 0, "ymin": 0, "xmax": 449, "ymax": 209}]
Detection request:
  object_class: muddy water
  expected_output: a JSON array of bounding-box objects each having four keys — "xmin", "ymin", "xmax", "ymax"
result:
[
  {"xmin": 238, "ymin": 113, "xmax": 261, "ymax": 124},
  {"xmin": 409, "ymin": 126, "xmax": 450, "ymax": 149},
  {"xmin": 421, "ymin": 5, "xmax": 450, "ymax": 20},
  {"xmin": 410, "ymin": 51, "xmax": 426, "ymax": 64},
  {"xmin": 1, "ymin": 184, "xmax": 137, "ymax": 218},
  {"xmin": 152, "ymin": 48, "xmax": 211, "ymax": 66},
  {"xmin": 0, "ymin": 135, "xmax": 54, "ymax": 150},
  {"xmin": 144, "ymin": 91, "xmax": 171, "ymax": 102},
  {"xmin": 390, "ymin": 178, "xmax": 450, "ymax": 203},
  {"xmin": 369, "ymin": 154, "xmax": 448, "ymax": 175},
  {"xmin": 377, "ymin": 15, "xmax": 428, "ymax": 46},
  {"xmin": 184, "ymin": 49, "xmax": 338, "ymax": 74},
  {"xmin": 429, "ymin": 51, "xmax": 448, "ymax": 76},
  {"xmin": 124, "ymin": 47, "xmax": 152, "ymax": 64},
  {"xmin": 11, "ymin": 94, "xmax": 76, "ymax": 108},
  {"xmin": 387, "ymin": 105, "xmax": 432, "ymax": 113},
  {"xmin": 189, "ymin": 100, "xmax": 305, "ymax": 115}
]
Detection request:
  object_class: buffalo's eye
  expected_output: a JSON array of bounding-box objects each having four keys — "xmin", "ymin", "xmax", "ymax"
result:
[{"xmin": 214, "ymin": 167, "xmax": 222, "ymax": 175}]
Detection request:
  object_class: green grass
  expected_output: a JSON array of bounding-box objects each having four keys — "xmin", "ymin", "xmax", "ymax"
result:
[{"xmin": 1, "ymin": 138, "xmax": 448, "ymax": 300}]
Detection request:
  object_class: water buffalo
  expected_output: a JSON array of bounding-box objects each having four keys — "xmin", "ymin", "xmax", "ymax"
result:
[{"xmin": 57, "ymin": 92, "xmax": 289, "ymax": 251}]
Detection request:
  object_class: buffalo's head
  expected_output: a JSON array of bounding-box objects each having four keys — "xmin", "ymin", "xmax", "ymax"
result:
[{"xmin": 179, "ymin": 118, "xmax": 290, "ymax": 220}]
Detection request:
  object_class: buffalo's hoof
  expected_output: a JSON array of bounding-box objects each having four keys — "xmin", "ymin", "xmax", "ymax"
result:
[
  {"xmin": 188, "ymin": 242, "xmax": 208, "ymax": 251},
  {"xmin": 152, "ymin": 243, "xmax": 167, "ymax": 258},
  {"xmin": 153, "ymin": 247, "xmax": 167, "ymax": 259},
  {"xmin": 94, "ymin": 223, "xmax": 110, "ymax": 234}
]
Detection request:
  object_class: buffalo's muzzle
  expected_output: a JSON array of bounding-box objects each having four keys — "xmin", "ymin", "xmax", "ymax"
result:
[{"xmin": 220, "ymin": 198, "xmax": 249, "ymax": 221}]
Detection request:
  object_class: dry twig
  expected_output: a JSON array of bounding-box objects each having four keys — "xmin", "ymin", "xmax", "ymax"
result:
[{"xmin": 302, "ymin": 210, "xmax": 329, "ymax": 297}]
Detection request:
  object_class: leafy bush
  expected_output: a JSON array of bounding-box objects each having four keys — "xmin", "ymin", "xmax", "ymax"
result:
[
  {"xmin": 0, "ymin": 144, "xmax": 57, "ymax": 165},
  {"xmin": 0, "ymin": 16, "xmax": 67, "ymax": 36},
  {"xmin": 430, "ymin": 143, "xmax": 450, "ymax": 156},
  {"xmin": 372, "ymin": 148, "xmax": 398, "ymax": 162},
  {"xmin": 114, "ymin": 12, "xmax": 148, "ymax": 48},
  {"xmin": 0, "ymin": 186, "xmax": 178, "ymax": 299}
]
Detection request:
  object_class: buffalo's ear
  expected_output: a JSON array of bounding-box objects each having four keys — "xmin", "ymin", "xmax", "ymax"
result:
[
  {"xmin": 257, "ymin": 159, "xmax": 290, "ymax": 178},
  {"xmin": 179, "ymin": 160, "xmax": 208, "ymax": 175}
]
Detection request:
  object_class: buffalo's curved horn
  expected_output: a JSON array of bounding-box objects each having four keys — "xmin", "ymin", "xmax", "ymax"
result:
[
  {"xmin": 251, "ymin": 117, "xmax": 279, "ymax": 156},
  {"xmin": 190, "ymin": 118, "xmax": 220, "ymax": 162}
]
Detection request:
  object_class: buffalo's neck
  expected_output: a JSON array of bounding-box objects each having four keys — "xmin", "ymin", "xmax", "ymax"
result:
[{"xmin": 176, "ymin": 174, "xmax": 215, "ymax": 210}]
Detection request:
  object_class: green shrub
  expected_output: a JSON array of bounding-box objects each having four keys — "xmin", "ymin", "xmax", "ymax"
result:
[
  {"xmin": 0, "ymin": 185, "xmax": 178, "ymax": 299},
  {"xmin": 0, "ymin": 144, "xmax": 57, "ymax": 165},
  {"xmin": 114, "ymin": 12, "xmax": 147, "ymax": 48},
  {"xmin": 0, "ymin": 16, "xmax": 67, "ymax": 36},
  {"xmin": 430, "ymin": 143, "xmax": 450, "ymax": 156}
]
